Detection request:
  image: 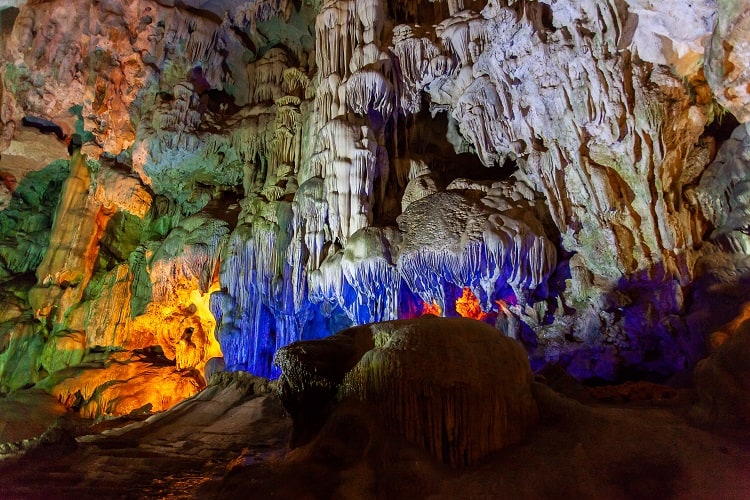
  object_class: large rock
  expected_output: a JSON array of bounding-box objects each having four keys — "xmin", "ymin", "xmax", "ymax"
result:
[
  {"xmin": 274, "ymin": 325, "xmax": 376, "ymax": 446},
  {"xmin": 37, "ymin": 349, "xmax": 204, "ymax": 418},
  {"xmin": 277, "ymin": 316, "xmax": 539, "ymax": 466},
  {"xmin": 693, "ymin": 319, "xmax": 750, "ymax": 426}
]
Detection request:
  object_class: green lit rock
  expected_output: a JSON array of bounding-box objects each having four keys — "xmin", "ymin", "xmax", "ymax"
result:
[
  {"xmin": 0, "ymin": 319, "xmax": 46, "ymax": 393},
  {"xmin": 0, "ymin": 160, "xmax": 68, "ymax": 280},
  {"xmin": 40, "ymin": 330, "xmax": 86, "ymax": 375},
  {"xmin": 99, "ymin": 211, "xmax": 146, "ymax": 262}
]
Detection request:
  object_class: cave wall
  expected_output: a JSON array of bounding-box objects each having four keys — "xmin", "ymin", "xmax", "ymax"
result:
[{"xmin": 1, "ymin": 0, "xmax": 749, "ymax": 415}]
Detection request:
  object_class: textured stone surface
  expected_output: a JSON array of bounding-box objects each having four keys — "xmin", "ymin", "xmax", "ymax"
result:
[
  {"xmin": 274, "ymin": 324, "xmax": 375, "ymax": 446},
  {"xmin": 0, "ymin": 0, "xmax": 750, "ymax": 416},
  {"xmin": 705, "ymin": 0, "xmax": 750, "ymax": 122},
  {"xmin": 693, "ymin": 319, "xmax": 750, "ymax": 426},
  {"xmin": 0, "ymin": 159, "xmax": 67, "ymax": 280},
  {"xmin": 341, "ymin": 316, "xmax": 539, "ymax": 466},
  {"xmin": 0, "ymin": 127, "xmax": 68, "ymax": 210},
  {"xmin": 0, "ymin": 373, "xmax": 290, "ymax": 498},
  {"xmin": 696, "ymin": 123, "xmax": 750, "ymax": 250},
  {"xmin": 277, "ymin": 316, "xmax": 538, "ymax": 465},
  {"xmin": 37, "ymin": 352, "xmax": 205, "ymax": 418}
]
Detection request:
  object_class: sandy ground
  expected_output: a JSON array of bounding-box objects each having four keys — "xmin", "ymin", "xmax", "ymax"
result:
[{"xmin": 0, "ymin": 377, "xmax": 748, "ymax": 499}]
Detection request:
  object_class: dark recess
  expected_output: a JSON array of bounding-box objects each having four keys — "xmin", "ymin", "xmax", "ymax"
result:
[
  {"xmin": 22, "ymin": 116, "xmax": 66, "ymax": 140},
  {"xmin": 0, "ymin": 7, "xmax": 19, "ymax": 36}
]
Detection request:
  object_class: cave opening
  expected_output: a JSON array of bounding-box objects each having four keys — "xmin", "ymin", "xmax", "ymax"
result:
[
  {"xmin": 703, "ymin": 107, "xmax": 741, "ymax": 144},
  {"xmin": 372, "ymin": 106, "xmax": 518, "ymax": 226},
  {"xmin": 196, "ymin": 185, "xmax": 243, "ymax": 230}
]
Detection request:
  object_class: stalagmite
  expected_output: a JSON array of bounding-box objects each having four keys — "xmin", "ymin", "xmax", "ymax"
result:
[{"xmin": 29, "ymin": 152, "xmax": 110, "ymax": 324}]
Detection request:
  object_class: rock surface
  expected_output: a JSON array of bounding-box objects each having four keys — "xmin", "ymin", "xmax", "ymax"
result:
[
  {"xmin": 277, "ymin": 316, "xmax": 538, "ymax": 466},
  {"xmin": 705, "ymin": 0, "xmax": 750, "ymax": 122},
  {"xmin": 341, "ymin": 316, "xmax": 539, "ymax": 466},
  {"xmin": 2, "ymin": 0, "xmax": 750, "ymax": 418},
  {"xmin": 694, "ymin": 318, "xmax": 750, "ymax": 426},
  {"xmin": 274, "ymin": 323, "xmax": 375, "ymax": 446},
  {"xmin": 1, "ymin": 376, "xmax": 749, "ymax": 499},
  {"xmin": 0, "ymin": 373, "xmax": 290, "ymax": 498}
]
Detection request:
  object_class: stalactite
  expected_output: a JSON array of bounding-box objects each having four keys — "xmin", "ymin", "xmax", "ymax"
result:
[
  {"xmin": 345, "ymin": 69, "xmax": 395, "ymax": 118},
  {"xmin": 1, "ymin": 0, "xmax": 734, "ymax": 393},
  {"xmin": 398, "ymin": 188, "xmax": 556, "ymax": 313},
  {"xmin": 341, "ymin": 227, "xmax": 402, "ymax": 323}
]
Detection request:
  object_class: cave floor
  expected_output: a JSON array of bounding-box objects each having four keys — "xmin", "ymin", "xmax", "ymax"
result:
[{"xmin": 0, "ymin": 380, "xmax": 749, "ymax": 500}]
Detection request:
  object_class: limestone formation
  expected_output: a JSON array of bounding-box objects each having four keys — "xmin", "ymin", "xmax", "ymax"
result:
[
  {"xmin": 274, "ymin": 324, "xmax": 375, "ymax": 446},
  {"xmin": 705, "ymin": 0, "xmax": 750, "ymax": 122},
  {"xmin": 696, "ymin": 123, "xmax": 750, "ymax": 251},
  {"xmin": 277, "ymin": 316, "xmax": 539, "ymax": 466},
  {"xmin": 1, "ymin": 0, "xmax": 750, "ymax": 419},
  {"xmin": 693, "ymin": 319, "xmax": 750, "ymax": 426},
  {"xmin": 37, "ymin": 351, "xmax": 204, "ymax": 418}
]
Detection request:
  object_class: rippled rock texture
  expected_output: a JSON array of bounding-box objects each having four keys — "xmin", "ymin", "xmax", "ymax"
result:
[
  {"xmin": 276, "ymin": 316, "xmax": 538, "ymax": 466},
  {"xmin": 1, "ymin": 0, "xmax": 750, "ymax": 417}
]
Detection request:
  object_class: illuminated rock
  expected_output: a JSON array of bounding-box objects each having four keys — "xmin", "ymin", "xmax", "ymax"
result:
[
  {"xmin": 626, "ymin": 0, "xmax": 716, "ymax": 77},
  {"xmin": 696, "ymin": 123, "xmax": 750, "ymax": 251},
  {"xmin": 0, "ymin": 160, "xmax": 67, "ymax": 281},
  {"xmin": 29, "ymin": 152, "xmax": 109, "ymax": 324},
  {"xmin": 443, "ymin": 2, "xmax": 709, "ymax": 284},
  {"xmin": 39, "ymin": 330, "xmax": 85, "ymax": 375},
  {"xmin": 0, "ymin": 319, "xmax": 44, "ymax": 393},
  {"xmin": 705, "ymin": 0, "xmax": 750, "ymax": 122},
  {"xmin": 693, "ymin": 320, "xmax": 750, "ymax": 426},
  {"xmin": 398, "ymin": 182, "xmax": 556, "ymax": 311},
  {"xmin": 38, "ymin": 351, "xmax": 204, "ymax": 418},
  {"xmin": 455, "ymin": 287, "xmax": 488, "ymax": 321},
  {"xmin": 0, "ymin": 127, "xmax": 69, "ymax": 209},
  {"xmin": 277, "ymin": 316, "xmax": 539, "ymax": 465},
  {"xmin": 0, "ymin": 0, "xmax": 749, "ymax": 411}
]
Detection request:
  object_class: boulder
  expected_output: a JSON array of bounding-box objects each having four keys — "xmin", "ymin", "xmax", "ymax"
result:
[
  {"xmin": 274, "ymin": 326, "xmax": 375, "ymax": 447},
  {"xmin": 276, "ymin": 316, "xmax": 538, "ymax": 466},
  {"xmin": 693, "ymin": 320, "xmax": 750, "ymax": 426}
]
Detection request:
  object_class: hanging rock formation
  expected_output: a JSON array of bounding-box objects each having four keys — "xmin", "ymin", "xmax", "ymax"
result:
[
  {"xmin": 1, "ymin": 0, "xmax": 750, "ymax": 416},
  {"xmin": 705, "ymin": 0, "xmax": 750, "ymax": 123}
]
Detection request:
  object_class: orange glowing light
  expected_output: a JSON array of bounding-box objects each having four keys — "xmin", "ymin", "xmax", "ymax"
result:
[
  {"xmin": 710, "ymin": 301, "xmax": 750, "ymax": 350},
  {"xmin": 496, "ymin": 299, "xmax": 509, "ymax": 314},
  {"xmin": 421, "ymin": 300, "xmax": 442, "ymax": 316},
  {"xmin": 455, "ymin": 287, "xmax": 488, "ymax": 321}
]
